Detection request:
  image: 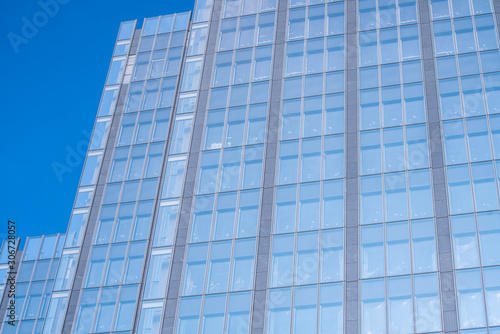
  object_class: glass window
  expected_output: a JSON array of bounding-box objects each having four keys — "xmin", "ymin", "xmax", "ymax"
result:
[
  {"xmin": 198, "ymin": 150, "xmax": 221, "ymax": 194},
  {"xmin": 42, "ymin": 293, "xmax": 68, "ymax": 334},
  {"xmin": 207, "ymin": 241, "xmax": 231, "ymax": 293},
  {"xmin": 54, "ymin": 251, "xmax": 78, "ymax": 290},
  {"xmin": 293, "ymin": 285, "xmax": 318, "ymax": 333},
  {"xmin": 231, "ymin": 238, "xmax": 255, "ymax": 291},
  {"xmin": 237, "ymin": 189, "xmax": 260, "ymax": 238},
  {"xmin": 124, "ymin": 241, "xmax": 146, "ymax": 284},
  {"xmin": 106, "ymin": 58, "xmax": 126, "ymax": 85},
  {"xmin": 127, "ymin": 145, "xmax": 146, "ymax": 180},
  {"xmin": 65, "ymin": 210, "xmax": 88, "ymax": 248},
  {"xmin": 226, "ymin": 292, "xmax": 251, "ymax": 333},
  {"xmin": 74, "ymin": 289, "xmax": 98, "ymax": 333},
  {"xmin": 386, "ymin": 222, "xmax": 411, "ymax": 276},
  {"xmin": 275, "ymin": 185, "xmax": 297, "ymax": 233},
  {"xmin": 114, "ymin": 285, "xmax": 138, "ymax": 331},
  {"xmin": 137, "ymin": 301, "xmax": 163, "ymax": 334},
  {"xmin": 242, "ymin": 145, "xmax": 264, "ymax": 189},
  {"xmin": 220, "ymin": 147, "xmax": 242, "ymax": 192},
  {"xmin": 98, "ymin": 88, "xmax": 119, "ymax": 117},
  {"xmin": 404, "ymin": 82, "xmax": 425, "ymax": 124},
  {"xmin": 133, "ymin": 52, "xmax": 151, "ymax": 81},
  {"xmin": 301, "ymin": 137, "xmax": 321, "ymax": 182},
  {"xmin": 411, "ymin": 219, "xmax": 437, "ymax": 273},
  {"xmin": 271, "ymin": 234, "xmax": 294, "ymax": 287},
  {"xmin": 382, "ymin": 86, "xmax": 402, "ymax": 127},
  {"xmin": 165, "ymin": 48, "xmax": 182, "ymax": 77},
  {"xmin": 94, "ymin": 287, "xmax": 119, "ymax": 333},
  {"xmin": 267, "ymin": 288, "xmax": 292, "ymax": 334},
  {"xmin": 170, "ymin": 115, "xmax": 193, "ymax": 154},
  {"xmin": 191, "ymin": 195, "xmax": 214, "ymax": 243},
  {"xmin": 90, "ymin": 120, "xmax": 111, "ymax": 151},
  {"xmin": 387, "ymin": 276, "xmax": 413, "ymax": 333},
  {"xmin": 213, "ymin": 192, "xmax": 237, "ymax": 240},
  {"xmin": 219, "ymin": 19, "xmax": 237, "ymax": 51},
  {"xmin": 360, "ymin": 175, "xmax": 383, "ymax": 225},
  {"xmin": 289, "ymin": 7, "xmax": 306, "ymax": 40},
  {"xmin": 456, "ymin": 269, "xmax": 486, "ymax": 329},
  {"xmin": 181, "ymin": 59, "xmax": 203, "ymax": 92},
  {"xmin": 383, "ymin": 127, "xmax": 404, "ymax": 172},
  {"xmin": 361, "ymin": 225, "xmax": 384, "ymax": 278},
  {"xmin": 413, "ymin": 273, "xmax": 441, "ymax": 333},
  {"xmin": 104, "ymin": 243, "xmax": 126, "ymax": 286},
  {"xmin": 154, "ymin": 201, "xmax": 178, "ymax": 247},
  {"xmin": 118, "ymin": 21, "xmax": 135, "ymax": 40},
  {"xmin": 360, "ymin": 88, "xmax": 380, "ymax": 130},
  {"xmin": 298, "ymin": 182, "xmax": 320, "ymax": 231},
  {"xmin": 81, "ymin": 154, "xmax": 103, "ymax": 187},
  {"xmin": 201, "ymin": 294, "xmax": 226, "ymax": 334},
  {"xmin": 433, "ymin": 20, "xmax": 455, "ymax": 56},
  {"xmin": 161, "ymin": 156, "xmax": 187, "ymax": 198},
  {"xmin": 483, "ymin": 266, "xmax": 500, "ymax": 326},
  {"xmin": 362, "ymin": 279, "xmax": 386, "ymax": 333},
  {"xmin": 214, "ymin": 52, "xmax": 233, "ymax": 87},
  {"xmin": 296, "ymin": 232, "xmax": 319, "ymax": 285},
  {"xmin": 85, "ymin": 245, "xmax": 108, "ymax": 288},
  {"xmin": 360, "ymin": 130, "xmax": 381, "ymax": 175},
  {"xmin": 24, "ymin": 237, "xmax": 42, "ymax": 261},
  {"xmin": 125, "ymin": 81, "xmax": 144, "ymax": 112},
  {"xmin": 409, "ymin": 169, "xmax": 433, "ymax": 219},
  {"xmin": 177, "ymin": 297, "xmax": 202, "ymax": 333},
  {"xmin": 225, "ymin": 106, "xmax": 246, "ymax": 147},
  {"xmin": 238, "ymin": 15, "xmax": 256, "ymax": 48},
  {"xmin": 477, "ymin": 211, "xmax": 500, "ymax": 266},
  {"xmin": 33, "ymin": 260, "xmax": 50, "ymax": 281},
  {"xmin": 451, "ymin": 214, "xmax": 479, "ymax": 269},
  {"xmin": 471, "ymin": 162, "xmax": 499, "ymax": 212},
  {"xmin": 133, "ymin": 201, "xmax": 153, "ymax": 240},
  {"xmin": 385, "ymin": 172, "xmax": 408, "ymax": 221},
  {"xmin": 183, "ymin": 244, "xmax": 208, "ymax": 295},
  {"xmin": 258, "ymin": 12, "xmax": 275, "ymax": 44},
  {"xmin": 114, "ymin": 203, "xmax": 134, "ymax": 243},
  {"xmin": 447, "ymin": 164, "xmax": 474, "ymax": 214},
  {"xmin": 254, "ymin": 45, "xmax": 272, "ymax": 81}
]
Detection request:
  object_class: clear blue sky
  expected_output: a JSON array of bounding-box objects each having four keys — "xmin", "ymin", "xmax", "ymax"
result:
[{"xmin": 0, "ymin": 0, "xmax": 195, "ymax": 246}]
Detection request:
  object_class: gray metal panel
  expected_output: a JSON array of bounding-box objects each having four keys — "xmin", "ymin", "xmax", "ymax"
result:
[
  {"xmin": 417, "ymin": 0, "xmax": 458, "ymax": 332},
  {"xmin": 161, "ymin": 1, "xmax": 224, "ymax": 333},
  {"xmin": 344, "ymin": 0, "xmax": 359, "ymax": 332},
  {"xmin": 250, "ymin": 0, "xmax": 287, "ymax": 333}
]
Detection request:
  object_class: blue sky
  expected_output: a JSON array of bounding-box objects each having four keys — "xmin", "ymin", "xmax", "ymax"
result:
[{"xmin": 0, "ymin": 0, "xmax": 195, "ymax": 246}]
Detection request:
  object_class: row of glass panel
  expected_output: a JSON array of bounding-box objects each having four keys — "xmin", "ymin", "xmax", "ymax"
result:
[
  {"xmin": 288, "ymin": 2, "xmax": 345, "ymax": 40},
  {"xmin": 74, "ymin": 284, "xmax": 139, "ymax": 333},
  {"xmin": 283, "ymin": 71, "xmax": 344, "ymax": 100},
  {"xmin": 191, "ymin": 189, "xmax": 261, "ymax": 243},
  {"xmin": 208, "ymin": 81, "xmax": 270, "ymax": 110},
  {"xmin": 443, "ymin": 115, "xmax": 500, "ymax": 164},
  {"xmin": 359, "ymin": 60, "xmax": 423, "ymax": 89},
  {"xmin": 436, "ymin": 50, "xmax": 500, "ymax": 79},
  {"xmin": 214, "ymin": 46, "xmax": 273, "ymax": 86},
  {"xmin": 359, "ymin": 24, "xmax": 420, "ymax": 66},
  {"xmin": 182, "ymin": 238, "xmax": 256, "ymax": 296},
  {"xmin": 285, "ymin": 36, "xmax": 345, "ymax": 76},
  {"xmin": 223, "ymin": 0, "xmax": 277, "ymax": 18},
  {"xmin": 447, "ymin": 162, "xmax": 500, "ymax": 215},
  {"xmin": 360, "ymin": 82, "xmax": 426, "ymax": 129},
  {"xmin": 267, "ymin": 283, "xmax": 343, "ymax": 334},
  {"xmin": 360, "ymin": 124, "xmax": 429, "ymax": 174},
  {"xmin": 94, "ymin": 201, "xmax": 156, "ymax": 245},
  {"xmin": 278, "ymin": 135, "xmax": 344, "ymax": 184},
  {"xmin": 218, "ymin": 12, "xmax": 276, "ymax": 51},
  {"xmin": 176, "ymin": 291, "xmax": 252, "ymax": 334},
  {"xmin": 271, "ymin": 229, "xmax": 343, "ymax": 287},
  {"xmin": 133, "ymin": 48, "xmax": 183, "ymax": 81},
  {"xmin": 430, "ymin": 0, "xmax": 494, "ymax": 20},
  {"xmin": 204, "ymin": 103, "xmax": 267, "ymax": 149},
  {"xmin": 359, "ymin": 169, "xmax": 433, "ymax": 223},
  {"xmin": 439, "ymin": 72, "xmax": 500, "ymax": 120},
  {"xmin": 141, "ymin": 13, "xmax": 191, "ymax": 37},
  {"xmin": 433, "ymin": 14, "xmax": 498, "ymax": 56},
  {"xmin": 282, "ymin": 93, "xmax": 344, "ymax": 138},
  {"xmin": 358, "ymin": 0, "xmax": 418, "ymax": 31}
]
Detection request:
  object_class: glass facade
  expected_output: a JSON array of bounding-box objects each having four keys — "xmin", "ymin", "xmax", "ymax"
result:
[{"xmin": 1, "ymin": 0, "xmax": 500, "ymax": 333}]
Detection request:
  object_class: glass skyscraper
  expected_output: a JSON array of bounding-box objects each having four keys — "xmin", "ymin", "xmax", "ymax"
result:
[{"xmin": 2, "ymin": 0, "xmax": 500, "ymax": 332}]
